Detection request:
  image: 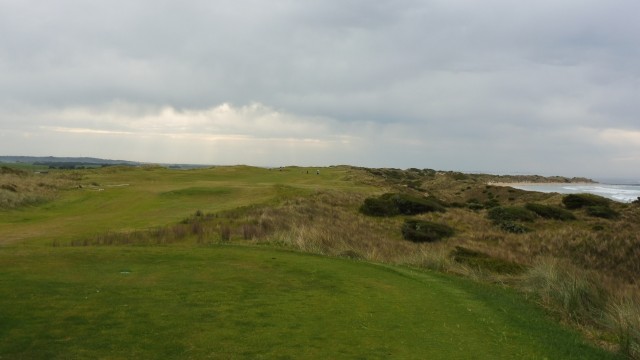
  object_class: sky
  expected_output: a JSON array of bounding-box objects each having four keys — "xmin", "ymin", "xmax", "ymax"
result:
[{"xmin": 1, "ymin": 0, "xmax": 639, "ymax": 178}]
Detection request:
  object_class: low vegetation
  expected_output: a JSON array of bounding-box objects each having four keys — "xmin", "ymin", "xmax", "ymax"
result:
[
  {"xmin": 401, "ymin": 219, "xmax": 455, "ymax": 243},
  {"xmin": 525, "ymin": 203, "xmax": 577, "ymax": 221},
  {"xmin": 0, "ymin": 166, "xmax": 74, "ymax": 209},
  {"xmin": 586, "ymin": 205, "xmax": 620, "ymax": 219},
  {"xmin": 360, "ymin": 192, "xmax": 445, "ymax": 216},
  {"xmin": 0, "ymin": 164, "xmax": 638, "ymax": 358},
  {"xmin": 563, "ymin": 193, "xmax": 612, "ymax": 209},
  {"xmin": 487, "ymin": 206, "xmax": 537, "ymax": 223},
  {"xmin": 451, "ymin": 246, "xmax": 526, "ymax": 274}
]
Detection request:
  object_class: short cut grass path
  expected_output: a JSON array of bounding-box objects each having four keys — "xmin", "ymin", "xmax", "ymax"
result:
[{"xmin": 0, "ymin": 245, "xmax": 618, "ymax": 359}]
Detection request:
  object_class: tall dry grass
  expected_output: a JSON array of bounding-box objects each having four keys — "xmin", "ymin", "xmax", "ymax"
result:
[
  {"xmin": 604, "ymin": 295, "xmax": 640, "ymax": 359},
  {"xmin": 0, "ymin": 168, "xmax": 76, "ymax": 209},
  {"xmin": 522, "ymin": 258, "xmax": 606, "ymax": 323}
]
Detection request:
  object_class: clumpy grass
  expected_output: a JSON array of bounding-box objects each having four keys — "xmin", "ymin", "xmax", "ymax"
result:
[
  {"xmin": 523, "ymin": 258, "xmax": 607, "ymax": 323},
  {"xmin": 451, "ymin": 246, "xmax": 526, "ymax": 275},
  {"xmin": 604, "ymin": 295, "xmax": 640, "ymax": 359},
  {"xmin": 0, "ymin": 169, "xmax": 74, "ymax": 209}
]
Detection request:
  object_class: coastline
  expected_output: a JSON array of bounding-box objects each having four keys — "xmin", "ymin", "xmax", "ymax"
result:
[
  {"xmin": 488, "ymin": 181, "xmax": 640, "ymax": 203},
  {"xmin": 487, "ymin": 182, "xmax": 597, "ymax": 187}
]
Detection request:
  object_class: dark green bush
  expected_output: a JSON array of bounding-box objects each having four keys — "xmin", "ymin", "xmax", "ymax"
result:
[
  {"xmin": 360, "ymin": 193, "xmax": 445, "ymax": 217},
  {"xmin": 562, "ymin": 193, "xmax": 610, "ymax": 209},
  {"xmin": 499, "ymin": 221, "xmax": 532, "ymax": 234},
  {"xmin": 360, "ymin": 196, "xmax": 398, "ymax": 216},
  {"xmin": 586, "ymin": 206, "xmax": 619, "ymax": 219},
  {"xmin": 466, "ymin": 198, "xmax": 484, "ymax": 211},
  {"xmin": 392, "ymin": 193, "xmax": 446, "ymax": 214},
  {"xmin": 487, "ymin": 206, "xmax": 536, "ymax": 233},
  {"xmin": 401, "ymin": 220, "xmax": 454, "ymax": 243},
  {"xmin": 525, "ymin": 203, "xmax": 576, "ymax": 221},
  {"xmin": 487, "ymin": 206, "xmax": 537, "ymax": 223},
  {"xmin": 451, "ymin": 246, "xmax": 526, "ymax": 274},
  {"xmin": 483, "ymin": 198, "xmax": 500, "ymax": 209},
  {"xmin": 449, "ymin": 172, "xmax": 468, "ymax": 180}
]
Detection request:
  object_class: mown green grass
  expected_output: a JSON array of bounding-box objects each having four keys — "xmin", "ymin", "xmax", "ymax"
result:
[
  {"xmin": 0, "ymin": 166, "xmax": 365, "ymax": 245},
  {"xmin": 0, "ymin": 245, "xmax": 618, "ymax": 359}
]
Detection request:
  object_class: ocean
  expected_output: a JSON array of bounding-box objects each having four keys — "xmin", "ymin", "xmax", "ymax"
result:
[{"xmin": 511, "ymin": 180, "xmax": 640, "ymax": 203}]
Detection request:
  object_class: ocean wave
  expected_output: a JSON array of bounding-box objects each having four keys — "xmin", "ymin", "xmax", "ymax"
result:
[{"xmin": 514, "ymin": 184, "xmax": 640, "ymax": 203}]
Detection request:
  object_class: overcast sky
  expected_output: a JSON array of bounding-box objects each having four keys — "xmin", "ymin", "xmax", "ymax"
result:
[{"xmin": 1, "ymin": 0, "xmax": 639, "ymax": 178}]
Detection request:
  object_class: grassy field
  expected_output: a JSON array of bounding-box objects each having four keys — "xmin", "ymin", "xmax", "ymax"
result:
[
  {"xmin": 0, "ymin": 245, "xmax": 618, "ymax": 359},
  {"xmin": 0, "ymin": 166, "xmax": 366, "ymax": 245},
  {"xmin": 0, "ymin": 164, "xmax": 636, "ymax": 358}
]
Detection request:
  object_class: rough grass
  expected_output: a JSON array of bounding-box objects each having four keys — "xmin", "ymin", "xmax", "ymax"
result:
[
  {"xmin": 451, "ymin": 246, "xmax": 526, "ymax": 275},
  {"xmin": 604, "ymin": 295, "xmax": 640, "ymax": 359},
  {"xmin": 0, "ymin": 167, "xmax": 74, "ymax": 209}
]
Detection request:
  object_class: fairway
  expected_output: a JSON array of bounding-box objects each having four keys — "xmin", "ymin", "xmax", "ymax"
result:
[
  {"xmin": 0, "ymin": 166, "xmax": 367, "ymax": 245},
  {"xmin": 0, "ymin": 245, "xmax": 616, "ymax": 359}
]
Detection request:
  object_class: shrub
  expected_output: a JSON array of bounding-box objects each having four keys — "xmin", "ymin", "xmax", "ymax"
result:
[
  {"xmin": 586, "ymin": 205, "xmax": 619, "ymax": 219},
  {"xmin": 449, "ymin": 172, "xmax": 468, "ymax": 180},
  {"xmin": 451, "ymin": 246, "xmax": 526, "ymax": 274},
  {"xmin": 562, "ymin": 193, "xmax": 610, "ymax": 209},
  {"xmin": 393, "ymin": 194, "xmax": 446, "ymax": 214},
  {"xmin": 487, "ymin": 206, "xmax": 536, "ymax": 233},
  {"xmin": 525, "ymin": 203, "xmax": 576, "ymax": 221},
  {"xmin": 499, "ymin": 221, "xmax": 532, "ymax": 234},
  {"xmin": 487, "ymin": 206, "xmax": 537, "ymax": 223},
  {"xmin": 483, "ymin": 198, "xmax": 500, "ymax": 209},
  {"xmin": 360, "ymin": 193, "xmax": 445, "ymax": 217},
  {"xmin": 401, "ymin": 219, "xmax": 454, "ymax": 243},
  {"xmin": 360, "ymin": 196, "xmax": 398, "ymax": 216}
]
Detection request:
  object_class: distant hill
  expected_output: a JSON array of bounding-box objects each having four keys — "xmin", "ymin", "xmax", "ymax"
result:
[
  {"xmin": 0, "ymin": 156, "xmax": 141, "ymax": 167},
  {"xmin": 0, "ymin": 156, "xmax": 212, "ymax": 170}
]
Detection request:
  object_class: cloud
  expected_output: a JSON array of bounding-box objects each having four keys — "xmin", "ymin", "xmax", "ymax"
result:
[{"xmin": 1, "ymin": 1, "xmax": 639, "ymax": 177}]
